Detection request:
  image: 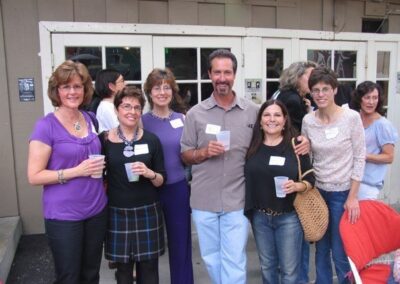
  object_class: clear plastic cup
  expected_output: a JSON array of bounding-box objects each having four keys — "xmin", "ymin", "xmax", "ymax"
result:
[
  {"xmin": 216, "ymin": 130, "xmax": 231, "ymax": 150},
  {"xmin": 124, "ymin": 162, "xmax": 139, "ymax": 182},
  {"xmin": 88, "ymin": 154, "xmax": 105, "ymax": 178},
  {"xmin": 274, "ymin": 176, "xmax": 288, "ymax": 198}
]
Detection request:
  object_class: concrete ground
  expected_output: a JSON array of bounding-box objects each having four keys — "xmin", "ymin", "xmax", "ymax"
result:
[{"xmin": 7, "ymin": 227, "xmax": 339, "ymax": 284}]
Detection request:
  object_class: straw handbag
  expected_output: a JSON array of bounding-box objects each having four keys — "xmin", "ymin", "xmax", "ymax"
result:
[{"xmin": 292, "ymin": 138, "xmax": 329, "ymax": 242}]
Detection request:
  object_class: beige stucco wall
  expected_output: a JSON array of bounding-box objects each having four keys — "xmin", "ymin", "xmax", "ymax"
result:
[{"xmin": 1, "ymin": 0, "xmax": 400, "ymax": 234}]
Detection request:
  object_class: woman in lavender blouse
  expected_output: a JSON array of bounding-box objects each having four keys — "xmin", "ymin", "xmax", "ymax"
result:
[
  {"xmin": 27, "ymin": 61, "xmax": 107, "ymax": 284},
  {"xmin": 142, "ymin": 68, "xmax": 193, "ymax": 284}
]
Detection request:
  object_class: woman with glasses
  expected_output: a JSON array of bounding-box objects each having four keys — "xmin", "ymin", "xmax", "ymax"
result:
[
  {"xmin": 100, "ymin": 86, "xmax": 166, "ymax": 284},
  {"xmin": 141, "ymin": 68, "xmax": 193, "ymax": 284},
  {"xmin": 351, "ymin": 81, "xmax": 398, "ymax": 200},
  {"xmin": 27, "ymin": 60, "xmax": 107, "ymax": 284},
  {"xmin": 88, "ymin": 69, "xmax": 126, "ymax": 132},
  {"xmin": 302, "ymin": 67, "xmax": 366, "ymax": 284}
]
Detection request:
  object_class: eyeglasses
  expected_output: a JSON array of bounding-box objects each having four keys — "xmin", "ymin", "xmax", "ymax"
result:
[
  {"xmin": 58, "ymin": 84, "xmax": 84, "ymax": 92},
  {"xmin": 119, "ymin": 104, "xmax": 142, "ymax": 112},
  {"xmin": 310, "ymin": 87, "xmax": 333, "ymax": 96},
  {"xmin": 152, "ymin": 85, "xmax": 172, "ymax": 94}
]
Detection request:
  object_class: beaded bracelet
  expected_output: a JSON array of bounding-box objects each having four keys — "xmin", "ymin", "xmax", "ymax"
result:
[{"xmin": 57, "ymin": 170, "xmax": 66, "ymax": 184}]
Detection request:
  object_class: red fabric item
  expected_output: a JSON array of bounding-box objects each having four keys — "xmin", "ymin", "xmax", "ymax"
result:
[
  {"xmin": 359, "ymin": 264, "xmax": 391, "ymax": 284},
  {"xmin": 339, "ymin": 200, "xmax": 400, "ymax": 282}
]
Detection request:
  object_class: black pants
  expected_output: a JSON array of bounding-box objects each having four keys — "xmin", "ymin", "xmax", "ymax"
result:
[
  {"xmin": 45, "ymin": 207, "xmax": 107, "ymax": 284},
  {"xmin": 116, "ymin": 259, "xmax": 159, "ymax": 284}
]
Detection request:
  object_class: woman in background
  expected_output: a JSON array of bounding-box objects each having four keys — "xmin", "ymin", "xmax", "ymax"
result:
[
  {"xmin": 89, "ymin": 69, "xmax": 125, "ymax": 132},
  {"xmin": 351, "ymin": 81, "xmax": 398, "ymax": 200},
  {"xmin": 28, "ymin": 60, "xmax": 107, "ymax": 284},
  {"xmin": 101, "ymin": 86, "xmax": 166, "ymax": 284},
  {"xmin": 142, "ymin": 68, "xmax": 193, "ymax": 284},
  {"xmin": 244, "ymin": 100, "xmax": 315, "ymax": 283},
  {"xmin": 275, "ymin": 61, "xmax": 317, "ymax": 131}
]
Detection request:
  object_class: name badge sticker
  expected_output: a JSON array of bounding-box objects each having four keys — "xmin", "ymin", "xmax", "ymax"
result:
[
  {"xmin": 325, "ymin": 127, "xmax": 339, "ymax": 140},
  {"xmin": 170, "ymin": 118, "xmax": 184, "ymax": 129},
  {"xmin": 205, "ymin": 124, "xmax": 221, "ymax": 135},
  {"xmin": 269, "ymin": 156, "xmax": 285, "ymax": 166},
  {"xmin": 134, "ymin": 144, "xmax": 149, "ymax": 155}
]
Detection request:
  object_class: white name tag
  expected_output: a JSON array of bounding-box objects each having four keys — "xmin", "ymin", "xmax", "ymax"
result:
[
  {"xmin": 170, "ymin": 118, "xmax": 184, "ymax": 129},
  {"xmin": 269, "ymin": 156, "xmax": 285, "ymax": 166},
  {"xmin": 134, "ymin": 144, "xmax": 149, "ymax": 155},
  {"xmin": 205, "ymin": 124, "xmax": 221, "ymax": 135},
  {"xmin": 325, "ymin": 127, "xmax": 339, "ymax": 139}
]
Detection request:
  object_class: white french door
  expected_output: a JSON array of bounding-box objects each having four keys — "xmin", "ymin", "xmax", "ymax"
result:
[{"xmin": 152, "ymin": 36, "xmax": 242, "ymax": 106}]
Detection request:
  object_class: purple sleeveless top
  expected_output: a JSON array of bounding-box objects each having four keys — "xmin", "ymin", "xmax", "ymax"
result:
[{"xmin": 142, "ymin": 111, "xmax": 186, "ymax": 184}]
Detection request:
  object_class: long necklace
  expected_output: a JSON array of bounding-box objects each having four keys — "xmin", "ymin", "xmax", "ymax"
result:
[{"xmin": 117, "ymin": 125, "xmax": 139, "ymax": 158}]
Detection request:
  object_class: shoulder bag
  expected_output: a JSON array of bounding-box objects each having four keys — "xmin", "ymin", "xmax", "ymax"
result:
[{"xmin": 292, "ymin": 138, "xmax": 329, "ymax": 242}]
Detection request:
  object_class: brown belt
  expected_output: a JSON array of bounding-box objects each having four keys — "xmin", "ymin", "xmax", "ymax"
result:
[{"xmin": 257, "ymin": 207, "xmax": 288, "ymax": 216}]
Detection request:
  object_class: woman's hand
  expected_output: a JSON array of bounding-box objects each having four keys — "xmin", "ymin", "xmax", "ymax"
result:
[
  {"xmin": 344, "ymin": 197, "xmax": 360, "ymax": 224},
  {"xmin": 283, "ymin": 180, "xmax": 306, "ymax": 194},
  {"xmin": 132, "ymin": 162, "xmax": 153, "ymax": 179},
  {"xmin": 76, "ymin": 157, "xmax": 105, "ymax": 177},
  {"xmin": 294, "ymin": 136, "xmax": 310, "ymax": 155}
]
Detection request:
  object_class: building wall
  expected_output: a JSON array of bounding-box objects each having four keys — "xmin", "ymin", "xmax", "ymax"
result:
[{"xmin": 1, "ymin": 0, "xmax": 400, "ymax": 234}]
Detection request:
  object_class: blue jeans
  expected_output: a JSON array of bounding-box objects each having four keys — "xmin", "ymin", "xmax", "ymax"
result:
[
  {"xmin": 45, "ymin": 207, "xmax": 107, "ymax": 284},
  {"xmin": 298, "ymin": 240, "xmax": 310, "ymax": 284},
  {"xmin": 315, "ymin": 190, "xmax": 350, "ymax": 284},
  {"xmin": 251, "ymin": 210, "xmax": 303, "ymax": 284},
  {"xmin": 192, "ymin": 209, "xmax": 248, "ymax": 284}
]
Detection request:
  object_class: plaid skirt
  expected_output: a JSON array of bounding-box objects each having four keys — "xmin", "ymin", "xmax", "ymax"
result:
[{"xmin": 105, "ymin": 202, "xmax": 165, "ymax": 263}]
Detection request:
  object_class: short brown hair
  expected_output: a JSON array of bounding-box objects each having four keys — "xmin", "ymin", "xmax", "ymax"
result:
[
  {"xmin": 308, "ymin": 66, "xmax": 338, "ymax": 90},
  {"xmin": 48, "ymin": 60, "xmax": 94, "ymax": 108},
  {"xmin": 114, "ymin": 86, "xmax": 146, "ymax": 111}
]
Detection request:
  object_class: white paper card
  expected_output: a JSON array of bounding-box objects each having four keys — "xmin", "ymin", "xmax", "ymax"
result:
[
  {"xmin": 205, "ymin": 124, "xmax": 221, "ymax": 135},
  {"xmin": 325, "ymin": 127, "xmax": 339, "ymax": 139},
  {"xmin": 134, "ymin": 144, "xmax": 149, "ymax": 155},
  {"xmin": 170, "ymin": 118, "xmax": 184, "ymax": 128},
  {"xmin": 269, "ymin": 156, "xmax": 285, "ymax": 166}
]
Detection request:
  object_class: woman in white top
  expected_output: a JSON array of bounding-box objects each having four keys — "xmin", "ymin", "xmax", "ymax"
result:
[
  {"xmin": 302, "ymin": 67, "xmax": 366, "ymax": 284},
  {"xmin": 351, "ymin": 81, "xmax": 398, "ymax": 200},
  {"xmin": 93, "ymin": 69, "xmax": 126, "ymax": 132}
]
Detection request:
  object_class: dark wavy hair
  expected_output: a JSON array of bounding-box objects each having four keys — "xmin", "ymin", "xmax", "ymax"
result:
[
  {"xmin": 246, "ymin": 100, "xmax": 298, "ymax": 159},
  {"xmin": 351, "ymin": 81, "xmax": 385, "ymax": 115}
]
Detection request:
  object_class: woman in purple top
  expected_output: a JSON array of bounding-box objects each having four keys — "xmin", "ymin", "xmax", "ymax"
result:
[
  {"xmin": 142, "ymin": 68, "xmax": 194, "ymax": 284},
  {"xmin": 27, "ymin": 60, "xmax": 107, "ymax": 284}
]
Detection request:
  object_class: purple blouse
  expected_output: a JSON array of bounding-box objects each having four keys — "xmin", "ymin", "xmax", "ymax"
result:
[
  {"xmin": 142, "ymin": 112, "xmax": 186, "ymax": 184},
  {"xmin": 29, "ymin": 112, "xmax": 107, "ymax": 221}
]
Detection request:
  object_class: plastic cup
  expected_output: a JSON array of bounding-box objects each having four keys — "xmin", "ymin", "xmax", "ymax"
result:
[
  {"xmin": 124, "ymin": 162, "xmax": 139, "ymax": 182},
  {"xmin": 216, "ymin": 130, "xmax": 230, "ymax": 150},
  {"xmin": 274, "ymin": 176, "xmax": 288, "ymax": 198},
  {"xmin": 88, "ymin": 154, "xmax": 105, "ymax": 178}
]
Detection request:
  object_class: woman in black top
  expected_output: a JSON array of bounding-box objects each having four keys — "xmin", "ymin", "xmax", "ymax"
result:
[
  {"xmin": 100, "ymin": 86, "xmax": 166, "ymax": 284},
  {"xmin": 276, "ymin": 61, "xmax": 317, "ymax": 132},
  {"xmin": 244, "ymin": 100, "xmax": 314, "ymax": 284}
]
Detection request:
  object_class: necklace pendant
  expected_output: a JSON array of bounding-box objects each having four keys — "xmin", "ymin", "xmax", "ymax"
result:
[
  {"xmin": 123, "ymin": 145, "xmax": 134, "ymax": 157},
  {"xmin": 73, "ymin": 121, "xmax": 81, "ymax": 131}
]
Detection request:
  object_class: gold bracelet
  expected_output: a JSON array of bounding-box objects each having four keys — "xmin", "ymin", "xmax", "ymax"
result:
[{"xmin": 300, "ymin": 181, "xmax": 309, "ymax": 192}]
